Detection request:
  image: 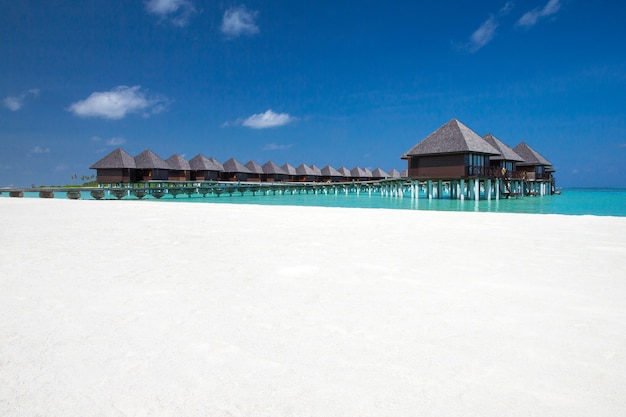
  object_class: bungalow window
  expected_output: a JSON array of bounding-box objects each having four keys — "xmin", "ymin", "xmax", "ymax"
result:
[
  {"xmin": 536, "ymin": 165, "xmax": 544, "ymax": 179},
  {"xmin": 467, "ymin": 153, "xmax": 488, "ymax": 176},
  {"xmin": 501, "ymin": 161, "xmax": 513, "ymax": 171}
]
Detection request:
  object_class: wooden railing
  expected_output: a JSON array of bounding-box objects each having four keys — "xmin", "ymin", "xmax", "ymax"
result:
[{"xmin": 466, "ymin": 166, "xmax": 525, "ymax": 179}]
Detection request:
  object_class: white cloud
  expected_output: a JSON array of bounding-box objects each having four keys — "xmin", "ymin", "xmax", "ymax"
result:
[
  {"xmin": 3, "ymin": 96, "xmax": 23, "ymax": 111},
  {"xmin": 68, "ymin": 86, "xmax": 167, "ymax": 120},
  {"xmin": 221, "ymin": 6, "xmax": 259, "ymax": 37},
  {"xmin": 499, "ymin": 1, "xmax": 515, "ymax": 15},
  {"xmin": 106, "ymin": 137, "xmax": 126, "ymax": 146},
  {"xmin": 463, "ymin": 2, "xmax": 514, "ymax": 53},
  {"xmin": 30, "ymin": 146, "xmax": 50, "ymax": 154},
  {"xmin": 91, "ymin": 136, "xmax": 127, "ymax": 149},
  {"xmin": 145, "ymin": 0, "xmax": 196, "ymax": 26},
  {"xmin": 3, "ymin": 88, "xmax": 39, "ymax": 111},
  {"xmin": 263, "ymin": 143, "xmax": 292, "ymax": 151},
  {"xmin": 517, "ymin": 0, "xmax": 561, "ymax": 27},
  {"xmin": 242, "ymin": 109, "xmax": 295, "ymax": 129},
  {"xmin": 468, "ymin": 17, "xmax": 499, "ymax": 52}
]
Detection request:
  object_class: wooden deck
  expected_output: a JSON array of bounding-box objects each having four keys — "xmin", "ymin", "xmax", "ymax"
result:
[{"xmin": 1, "ymin": 177, "xmax": 556, "ymax": 201}]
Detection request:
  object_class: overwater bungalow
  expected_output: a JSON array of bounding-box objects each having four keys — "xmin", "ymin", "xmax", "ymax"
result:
[
  {"xmin": 166, "ymin": 154, "xmax": 191, "ymax": 181},
  {"xmin": 221, "ymin": 158, "xmax": 252, "ymax": 181},
  {"xmin": 262, "ymin": 161, "xmax": 287, "ymax": 182},
  {"xmin": 321, "ymin": 165, "xmax": 343, "ymax": 182},
  {"xmin": 296, "ymin": 163, "xmax": 317, "ymax": 182},
  {"xmin": 281, "ymin": 163, "xmax": 298, "ymax": 182},
  {"xmin": 350, "ymin": 167, "xmax": 371, "ymax": 181},
  {"xmin": 189, "ymin": 154, "xmax": 223, "ymax": 181},
  {"xmin": 310, "ymin": 164, "xmax": 323, "ymax": 182},
  {"xmin": 336, "ymin": 166, "xmax": 353, "ymax": 181},
  {"xmin": 208, "ymin": 157, "xmax": 224, "ymax": 172},
  {"xmin": 401, "ymin": 119, "xmax": 499, "ymax": 179},
  {"xmin": 482, "ymin": 133, "xmax": 524, "ymax": 178},
  {"xmin": 371, "ymin": 168, "xmax": 389, "ymax": 180},
  {"xmin": 244, "ymin": 160, "xmax": 264, "ymax": 182},
  {"xmin": 513, "ymin": 142, "xmax": 554, "ymax": 181},
  {"xmin": 388, "ymin": 168, "xmax": 401, "ymax": 179},
  {"xmin": 135, "ymin": 149, "xmax": 170, "ymax": 181},
  {"xmin": 90, "ymin": 148, "xmax": 137, "ymax": 184}
]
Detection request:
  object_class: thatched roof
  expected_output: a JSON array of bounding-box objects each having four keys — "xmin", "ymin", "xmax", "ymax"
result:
[
  {"xmin": 309, "ymin": 164, "xmax": 323, "ymax": 176},
  {"xmin": 400, "ymin": 169, "xmax": 408, "ymax": 177},
  {"xmin": 350, "ymin": 167, "xmax": 370, "ymax": 178},
  {"xmin": 189, "ymin": 154, "xmax": 224, "ymax": 172},
  {"xmin": 208, "ymin": 157, "xmax": 224, "ymax": 171},
  {"xmin": 244, "ymin": 160, "xmax": 264, "ymax": 174},
  {"xmin": 337, "ymin": 166, "xmax": 352, "ymax": 177},
  {"xmin": 403, "ymin": 119, "xmax": 499, "ymax": 158},
  {"xmin": 135, "ymin": 149, "xmax": 170, "ymax": 169},
  {"xmin": 223, "ymin": 158, "xmax": 252, "ymax": 173},
  {"xmin": 90, "ymin": 148, "xmax": 136, "ymax": 169},
  {"xmin": 262, "ymin": 161, "xmax": 287, "ymax": 175},
  {"xmin": 296, "ymin": 163, "xmax": 316, "ymax": 176},
  {"xmin": 482, "ymin": 133, "xmax": 524, "ymax": 162},
  {"xmin": 321, "ymin": 165, "xmax": 342, "ymax": 177},
  {"xmin": 388, "ymin": 168, "xmax": 401, "ymax": 178},
  {"xmin": 281, "ymin": 163, "xmax": 297, "ymax": 176},
  {"xmin": 371, "ymin": 168, "xmax": 389, "ymax": 178},
  {"xmin": 513, "ymin": 142, "xmax": 553, "ymax": 167},
  {"xmin": 166, "ymin": 154, "xmax": 191, "ymax": 170}
]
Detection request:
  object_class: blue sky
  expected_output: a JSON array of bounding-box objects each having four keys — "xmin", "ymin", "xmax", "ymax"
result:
[{"xmin": 1, "ymin": 0, "xmax": 625, "ymax": 187}]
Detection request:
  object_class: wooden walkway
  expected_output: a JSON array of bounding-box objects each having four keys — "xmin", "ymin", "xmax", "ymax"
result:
[{"xmin": 1, "ymin": 177, "xmax": 555, "ymax": 201}]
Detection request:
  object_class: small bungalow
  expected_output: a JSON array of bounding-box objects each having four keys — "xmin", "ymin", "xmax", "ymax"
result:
[
  {"xmin": 350, "ymin": 167, "xmax": 371, "ymax": 181},
  {"xmin": 221, "ymin": 158, "xmax": 252, "ymax": 181},
  {"xmin": 321, "ymin": 165, "xmax": 343, "ymax": 182},
  {"xmin": 296, "ymin": 163, "xmax": 317, "ymax": 182},
  {"xmin": 371, "ymin": 168, "xmax": 389, "ymax": 180},
  {"xmin": 244, "ymin": 160, "xmax": 264, "ymax": 182},
  {"xmin": 513, "ymin": 142, "xmax": 554, "ymax": 181},
  {"xmin": 208, "ymin": 157, "xmax": 225, "ymax": 172},
  {"xmin": 336, "ymin": 166, "xmax": 353, "ymax": 181},
  {"xmin": 281, "ymin": 163, "xmax": 298, "ymax": 182},
  {"xmin": 482, "ymin": 133, "xmax": 524, "ymax": 178},
  {"xmin": 388, "ymin": 168, "xmax": 401, "ymax": 179},
  {"xmin": 401, "ymin": 119, "xmax": 500, "ymax": 179},
  {"xmin": 166, "ymin": 154, "xmax": 191, "ymax": 181},
  {"xmin": 262, "ymin": 161, "xmax": 287, "ymax": 182},
  {"xmin": 135, "ymin": 149, "xmax": 170, "ymax": 181},
  {"xmin": 188, "ymin": 154, "xmax": 223, "ymax": 181},
  {"xmin": 310, "ymin": 164, "xmax": 323, "ymax": 182},
  {"xmin": 90, "ymin": 148, "xmax": 137, "ymax": 184}
]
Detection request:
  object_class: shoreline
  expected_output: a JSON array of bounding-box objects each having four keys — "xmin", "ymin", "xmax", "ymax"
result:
[
  {"xmin": 2, "ymin": 189, "xmax": 626, "ymax": 217},
  {"xmin": 2, "ymin": 198, "xmax": 626, "ymax": 416}
]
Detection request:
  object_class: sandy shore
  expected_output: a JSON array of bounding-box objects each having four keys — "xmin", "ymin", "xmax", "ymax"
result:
[{"xmin": 1, "ymin": 198, "xmax": 625, "ymax": 416}]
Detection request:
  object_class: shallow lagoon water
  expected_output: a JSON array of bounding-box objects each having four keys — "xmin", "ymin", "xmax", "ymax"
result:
[{"xmin": 4, "ymin": 187, "xmax": 625, "ymax": 217}]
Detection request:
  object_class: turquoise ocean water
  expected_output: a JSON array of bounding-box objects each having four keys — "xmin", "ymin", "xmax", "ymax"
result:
[{"xmin": 3, "ymin": 188, "xmax": 626, "ymax": 217}]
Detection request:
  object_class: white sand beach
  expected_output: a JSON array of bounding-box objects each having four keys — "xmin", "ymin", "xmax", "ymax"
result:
[{"xmin": 1, "ymin": 198, "xmax": 626, "ymax": 416}]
